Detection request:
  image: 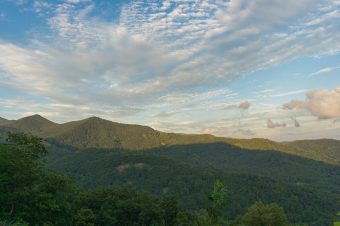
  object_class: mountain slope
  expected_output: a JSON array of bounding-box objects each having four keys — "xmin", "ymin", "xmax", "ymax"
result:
[
  {"xmin": 0, "ymin": 117, "xmax": 10, "ymax": 126},
  {"xmin": 151, "ymin": 143, "xmax": 340, "ymax": 193},
  {"xmin": 41, "ymin": 117, "xmax": 340, "ymax": 164},
  {"xmin": 46, "ymin": 147, "xmax": 339, "ymax": 226},
  {"xmin": 5, "ymin": 114, "xmax": 57, "ymax": 135},
  {"xmin": 286, "ymin": 139, "xmax": 340, "ymax": 165},
  {"xmin": 0, "ymin": 115, "xmax": 339, "ymax": 164},
  {"xmin": 45, "ymin": 117, "xmax": 163, "ymax": 149}
]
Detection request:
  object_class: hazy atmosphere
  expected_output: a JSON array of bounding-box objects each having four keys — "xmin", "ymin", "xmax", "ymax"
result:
[{"xmin": 0, "ymin": 0, "xmax": 339, "ymax": 141}]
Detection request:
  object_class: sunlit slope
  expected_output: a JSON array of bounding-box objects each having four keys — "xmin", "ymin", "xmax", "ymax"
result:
[
  {"xmin": 1, "ymin": 115, "xmax": 339, "ymax": 164},
  {"xmin": 286, "ymin": 139, "xmax": 340, "ymax": 165},
  {"xmin": 4, "ymin": 114, "xmax": 57, "ymax": 135}
]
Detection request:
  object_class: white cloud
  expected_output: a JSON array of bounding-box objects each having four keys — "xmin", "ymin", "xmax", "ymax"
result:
[
  {"xmin": 284, "ymin": 86, "xmax": 340, "ymax": 119},
  {"xmin": 1, "ymin": 0, "xmax": 339, "ymax": 105},
  {"xmin": 0, "ymin": 0, "xmax": 339, "ymax": 140}
]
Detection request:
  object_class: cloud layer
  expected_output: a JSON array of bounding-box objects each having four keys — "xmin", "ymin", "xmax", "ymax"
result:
[{"xmin": 0, "ymin": 0, "xmax": 339, "ymax": 140}]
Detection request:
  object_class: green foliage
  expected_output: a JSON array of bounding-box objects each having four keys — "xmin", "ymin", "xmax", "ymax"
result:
[
  {"xmin": 0, "ymin": 133, "xmax": 77, "ymax": 225},
  {"xmin": 6, "ymin": 132, "xmax": 47, "ymax": 157},
  {"xmin": 0, "ymin": 133, "xmax": 184, "ymax": 225},
  {"xmin": 0, "ymin": 121, "xmax": 339, "ymax": 226},
  {"xmin": 0, "ymin": 136, "xmax": 43, "ymax": 221},
  {"xmin": 161, "ymin": 196, "xmax": 179, "ymax": 226},
  {"xmin": 232, "ymin": 201, "xmax": 288, "ymax": 226},
  {"xmin": 73, "ymin": 208, "xmax": 95, "ymax": 226},
  {"xmin": 46, "ymin": 148, "xmax": 339, "ymax": 226},
  {"xmin": 79, "ymin": 187, "xmax": 168, "ymax": 226},
  {"xmin": 153, "ymin": 143, "xmax": 340, "ymax": 194},
  {"xmin": 206, "ymin": 180, "xmax": 228, "ymax": 225},
  {"xmin": 194, "ymin": 180, "xmax": 229, "ymax": 226}
]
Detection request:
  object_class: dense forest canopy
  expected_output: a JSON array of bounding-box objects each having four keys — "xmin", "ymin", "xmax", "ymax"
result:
[{"xmin": 1, "ymin": 132, "xmax": 339, "ymax": 225}]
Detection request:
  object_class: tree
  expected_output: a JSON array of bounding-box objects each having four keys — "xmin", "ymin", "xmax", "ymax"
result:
[
  {"xmin": 73, "ymin": 208, "xmax": 96, "ymax": 226},
  {"xmin": 0, "ymin": 133, "xmax": 46, "ymax": 221},
  {"xmin": 161, "ymin": 196, "xmax": 179, "ymax": 226},
  {"xmin": 0, "ymin": 132, "xmax": 77, "ymax": 225},
  {"xmin": 195, "ymin": 180, "xmax": 228, "ymax": 226},
  {"xmin": 233, "ymin": 201, "xmax": 288, "ymax": 226},
  {"xmin": 6, "ymin": 132, "xmax": 47, "ymax": 158}
]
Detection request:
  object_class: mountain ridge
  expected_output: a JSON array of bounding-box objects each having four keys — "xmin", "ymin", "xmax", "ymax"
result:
[
  {"xmin": 1, "ymin": 114, "xmax": 339, "ymax": 164},
  {"xmin": 286, "ymin": 139, "xmax": 340, "ymax": 165},
  {"xmin": 5, "ymin": 114, "xmax": 58, "ymax": 135}
]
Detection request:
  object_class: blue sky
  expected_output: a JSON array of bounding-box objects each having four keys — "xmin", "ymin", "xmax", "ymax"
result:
[{"xmin": 0, "ymin": 0, "xmax": 339, "ymax": 141}]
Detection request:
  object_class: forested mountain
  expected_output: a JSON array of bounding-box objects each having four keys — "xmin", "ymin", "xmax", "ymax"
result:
[
  {"xmin": 287, "ymin": 139, "xmax": 340, "ymax": 165},
  {"xmin": 1, "ymin": 115, "xmax": 339, "ymax": 164},
  {"xmin": 45, "ymin": 147, "xmax": 339, "ymax": 225},
  {"xmin": 1, "ymin": 115, "xmax": 340, "ymax": 225}
]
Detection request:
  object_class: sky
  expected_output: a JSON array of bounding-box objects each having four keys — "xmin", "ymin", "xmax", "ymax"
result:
[{"xmin": 0, "ymin": 0, "xmax": 339, "ymax": 141}]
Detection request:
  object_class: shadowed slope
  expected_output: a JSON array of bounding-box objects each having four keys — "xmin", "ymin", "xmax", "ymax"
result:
[
  {"xmin": 151, "ymin": 143, "xmax": 340, "ymax": 193},
  {"xmin": 46, "ymin": 147, "xmax": 339, "ymax": 226}
]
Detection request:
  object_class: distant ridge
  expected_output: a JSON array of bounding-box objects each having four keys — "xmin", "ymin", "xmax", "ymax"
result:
[
  {"xmin": 0, "ymin": 117, "xmax": 9, "ymax": 125},
  {"xmin": 0, "ymin": 114, "xmax": 339, "ymax": 164},
  {"xmin": 287, "ymin": 139, "xmax": 340, "ymax": 165},
  {"xmin": 5, "ymin": 114, "xmax": 58, "ymax": 135}
]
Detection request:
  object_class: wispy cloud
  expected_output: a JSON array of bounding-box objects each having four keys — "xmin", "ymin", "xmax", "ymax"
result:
[
  {"xmin": 1, "ymin": 0, "xmax": 339, "ymax": 108},
  {"xmin": 0, "ymin": 0, "xmax": 339, "ymax": 140},
  {"xmin": 308, "ymin": 65, "xmax": 340, "ymax": 77}
]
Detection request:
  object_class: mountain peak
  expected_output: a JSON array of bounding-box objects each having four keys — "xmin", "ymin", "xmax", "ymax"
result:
[
  {"xmin": 7, "ymin": 114, "xmax": 57, "ymax": 134},
  {"xmin": 21, "ymin": 114, "xmax": 48, "ymax": 120},
  {"xmin": 84, "ymin": 116, "xmax": 105, "ymax": 122}
]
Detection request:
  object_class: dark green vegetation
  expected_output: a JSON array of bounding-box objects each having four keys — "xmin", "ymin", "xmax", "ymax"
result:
[
  {"xmin": 46, "ymin": 147, "xmax": 339, "ymax": 225},
  {"xmin": 1, "ymin": 133, "xmax": 292, "ymax": 226},
  {"xmin": 151, "ymin": 143, "xmax": 340, "ymax": 193},
  {"xmin": 0, "ymin": 115, "xmax": 340, "ymax": 225}
]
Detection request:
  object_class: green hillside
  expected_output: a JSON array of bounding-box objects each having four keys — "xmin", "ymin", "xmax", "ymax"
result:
[
  {"xmin": 151, "ymin": 143, "xmax": 340, "ymax": 193},
  {"xmin": 46, "ymin": 147, "xmax": 339, "ymax": 226},
  {"xmin": 1, "ymin": 116, "xmax": 339, "ymax": 225},
  {"xmin": 287, "ymin": 139, "xmax": 340, "ymax": 165},
  {"xmin": 2, "ymin": 115, "xmax": 339, "ymax": 165}
]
